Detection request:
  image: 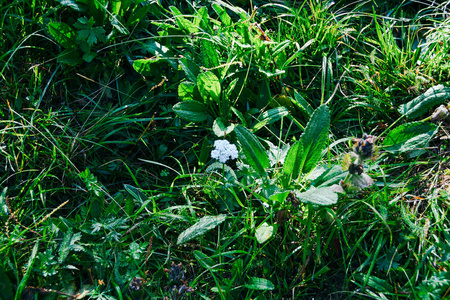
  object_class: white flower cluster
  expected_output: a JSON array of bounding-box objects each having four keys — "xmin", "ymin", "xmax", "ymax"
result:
[{"xmin": 211, "ymin": 139, "xmax": 239, "ymax": 163}]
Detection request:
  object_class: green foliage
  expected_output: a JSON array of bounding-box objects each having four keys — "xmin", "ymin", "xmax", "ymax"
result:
[
  {"xmin": 399, "ymin": 84, "xmax": 450, "ymax": 119},
  {"xmin": 383, "ymin": 122, "xmax": 438, "ymax": 155},
  {"xmin": 3, "ymin": 0, "xmax": 450, "ymax": 299},
  {"xmin": 177, "ymin": 215, "xmax": 227, "ymax": 245}
]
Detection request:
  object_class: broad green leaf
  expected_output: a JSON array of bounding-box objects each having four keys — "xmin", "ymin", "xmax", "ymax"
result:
[
  {"xmin": 298, "ymin": 104, "xmax": 330, "ymax": 174},
  {"xmin": 353, "ymin": 273, "xmax": 393, "ymax": 293},
  {"xmin": 382, "ymin": 122, "xmax": 437, "ymax": 154},
  {"xmin": 295, "ymin": 186, "xmax": 338, "ymax": 206},
  {"xmin": 82, "ymin": 51, "xmax": 97, "ymax": 62},
  {"xmin": 179, "ymin": 58, "xmax": 200, "ymax": 82},
  {"xmin": 201, "ymin": 39, "xmax": 219, "ymax": 69},
  {"xmin": 57, "ymin": 48, "xmax": 82, "ymax": 65},
  {"xmin": 177, "ymin": 215, "xmax": 226, "ymax": 245},
  {"xmin": 271, "ymin": 40, "xmax": 291, "ymax": 58},
  {"xmin": 311, "ymin": 165, "xmax": 346, "ymax": 188},
  {"xmin": 253, "ymin": 107, "xmax": 289, "ymax": 131},
  {"xmin": 173, "ymin": 100, "xmax": 209, "ymax": 122},
  {"xmin": 231, "ymin": 107, "xmax": 246, "ymax": 127},
  {"xmin": 178, "ymin": 81, "xmax": 196, "ymax": 101},
  {"xmin": 213, "ymin": 117, "xmax": 235, "ymax": 137},
  {"xmin": 197, "ymin": 71, "xmax": 221, "ymax": 104},
  {"xmin": 255, "ymin": 222, "xmax": 274, "ymax": 244},
  {"xmin": 399, "ymin": 84, "xmax": 450, "ymax": 119},
  {"xmin": 244, "ymin": 277, "xmax": 275, "ymax": 290},
  {"xmin": 111, "ymin": 0, "xmax": 121, "ymax": 15},
  {"xmin": 282, "ymin": 140, "xmax": 304, "ymax": 183},
  {"xmin": 0, "ymin": 262, "xmax": 13, "ymax": 299},
  {"xmin": 133, "ymin": 58, "xmax": 167, "ymax": 77},
  {"xmin": 235, "ymin": 125, "xmax": 270, "ymax": 176},
  {"xmin": 170, "ymin": 6, "xmax": 198, "ymax": 34},
  {"xmin": 48, "ymin": 22, "xmax": 76, "ymax": 48},
  {"xmin": 193, "ymin": 250, "xmax": 217, "ymax": 271},
  {"xmin": 127, "ymin": 4, "xmax": 151, "ymax": 27},
  {"xmin": 15, "ymin": 241, "xmax": 39, "ymax": 300},
  {"xmin": 269, "ymin": 191, "xmax": 290, "ymax": 204},
  {"xmin": 124, "ymin": 184, "xmax": 146, "ymax": 203},
  {"xmin": 212, "ymin": 3, "xmax": 232, "ymax": 26},
  {"xmin": 293, "ymin": 91, "xmax": 314, "ymax": 117},
  {"xmin": 0, "ymin": 187, "xmax": 9, "ymax": 222}
]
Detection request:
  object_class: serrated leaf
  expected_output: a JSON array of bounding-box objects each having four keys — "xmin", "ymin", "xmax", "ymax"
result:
[
  {"xmin": 213, "ymin": 117, "xmax": 235, "ymax": 137},
  {"xmin": 299, "ymin": 104, "xmax": 330, "ymax": 173},
  {"xmin": 235, "ymin": 125, "xmax": 270, "ymax": 176},
  {"xmin": 173, "ymin": 100, "xmax": 209, "ymax": 122},
  {"xmin": 197, "ymin": 71, "xmax": 221, "ymax": 104},
  {"xmin": 177, "ymin": 215, "xmax": 226, "ymax": 245},
  {"xmin": 255, "ymin": 222, "xmax": 274, "ymax": 244},
  {"xmin": 295, "ymin": 186, "xmax": 338, "ymax": 206},
  {"xmin": 244, "ymin": 277, "xmax": 275, "ymax": 290},
  {"xmin": 253, "ymin": 107, "xmax": 289, "ymax": 131},
  {"xmin": 382, "ymin": 122, "xmax": 437, "ymax": 154},
  {"xmin": 399, "ymin": 84, "xmax": 450, "ymax": 119}
]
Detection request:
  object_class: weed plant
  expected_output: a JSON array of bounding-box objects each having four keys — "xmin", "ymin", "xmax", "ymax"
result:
[{"xmin": 1, "ymin": 0, "xmax": 450, "ymax": 299}]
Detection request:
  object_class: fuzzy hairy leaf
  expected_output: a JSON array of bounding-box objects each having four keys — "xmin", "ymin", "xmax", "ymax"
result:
[
  {"xmin": 177, "ymin": 215, "xmax": 226, "ymax": 245},
  {"xmin": 399, "ymin": 84, "xmax": 450, "ymax": 119},
  {"xmin": 382, "ymin": 122, "xmax": 437, "ymax": 154},
  {"xmin": 295, "ymin": 186, "xmax": 338, "ymax": 206},
  {"xmin": 235, "ymin": 125, "xmax": 270, "ymax": 176}
]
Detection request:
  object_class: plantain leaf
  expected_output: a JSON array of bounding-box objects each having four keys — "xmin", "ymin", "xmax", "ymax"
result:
[
  {"xmin": 244, "ymin": 277, "xmax": 275, "ymax": 290},
  {"xmin": 173, "ymin": 100, "xmax": 209, "ymax": 122},
  {"xmin": 282, "ymin": 140, "xmax": 303, "ymax": 184},
  {"xmin": 197, "ymin": 71, "xmax": 221, "ymax": 104},
  {"xmin": 295, "ymin": 186, "xmax": 338, "ymax": 206},
  {"xmin": 212, "ymin": 3, "xmax": 232, "ymax": 26},
  {"xmin": 177, "ymin": 215, "xmax": 226, "ymax": 245},
  {"xmin": 235, "ymin": 125, "xmax": 270, "ymax": 177},
  {"xmin": 399, "ymin": 84, "xmax": 450, "ymax": 119},
  {"xmin": 382, "ymin": 122, "xmax": 437, "ymax": 154},
  {"xmin": 253, "ymin": 107, "xmax": 289, "ymax": 131},
  {"xmin": 298, "ymin": 104, "xmax": 330, "ymax": 174}
]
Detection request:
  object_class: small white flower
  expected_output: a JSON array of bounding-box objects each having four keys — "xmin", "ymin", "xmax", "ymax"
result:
[{"xmin": 211, "ymin": 139, "xmax": 238, "ymax": 163}]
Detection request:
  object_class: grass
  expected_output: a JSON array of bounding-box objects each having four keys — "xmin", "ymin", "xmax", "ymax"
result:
[{"xmin": 1, "ymin": 0, "xmax": 450, "ymax": 299}]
